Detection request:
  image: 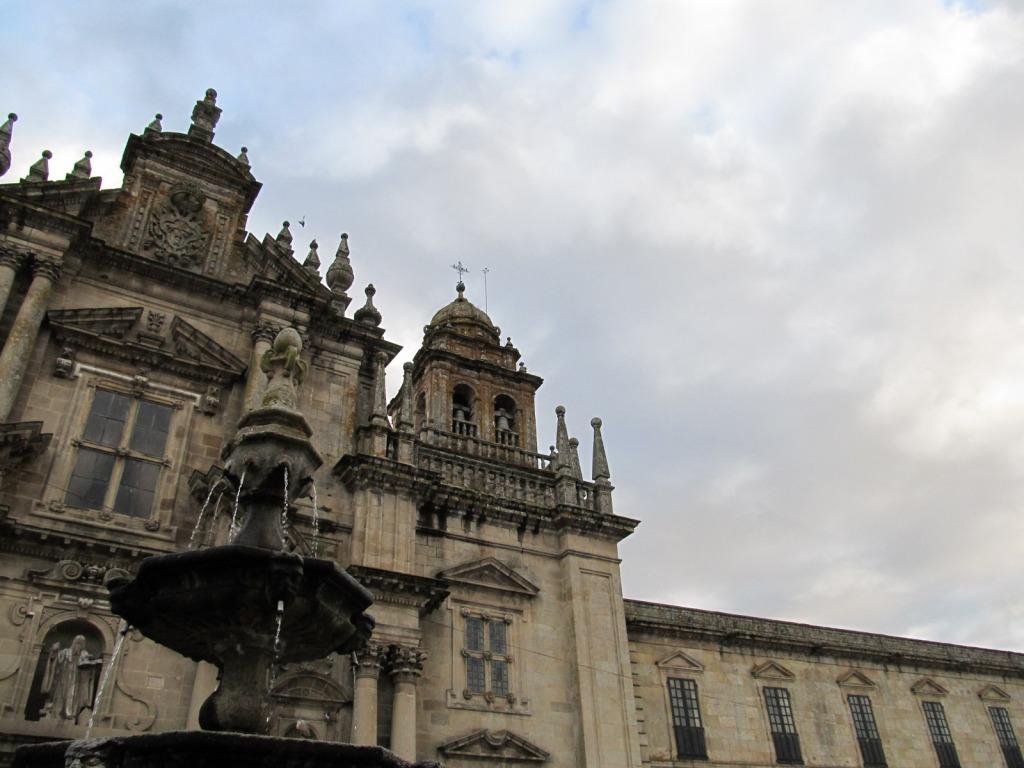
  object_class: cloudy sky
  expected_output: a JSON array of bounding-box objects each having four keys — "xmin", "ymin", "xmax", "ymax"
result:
[{"xmin": 6, "ymin": 1, "xmax": 1024, "ymax": 650}]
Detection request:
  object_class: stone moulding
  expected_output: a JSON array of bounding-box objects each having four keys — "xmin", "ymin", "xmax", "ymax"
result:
[
  {"xmin": 624, "ymin": 599, "xmax": 1024, "ymax": 679},
  {"xmin": 436, "ymin": 557, "xmax": 540, "ymax": 598},
  {"xmin": 438, "ymin": 729, "xmax": 549, "ymax": 763}
]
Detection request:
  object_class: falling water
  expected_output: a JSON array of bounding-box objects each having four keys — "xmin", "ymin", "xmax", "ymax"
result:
[
  {"xmin": 266, "ymin": 599, "xmax": 285, "ymax": 729},
  {"xmin": 310, "ymin": 479, "xmax": 320, "ymax": 558},
  {"xmin": 228, "ymin": 468, "xmax": 246, "ymax": 541},
  {"xmin": 204, "ymin": 493, "xmax": 223, "ymax": 548},
  {"xmin": 86, "ymin": 621, "xmax": 130, "ymax": 738},
  {"xmin": 189, "ymin": 481, "xmax": 221, "ymax": 550},
  {"xmin": 281, "ymin": 466, "xmax": 289, "ymax": 548}
]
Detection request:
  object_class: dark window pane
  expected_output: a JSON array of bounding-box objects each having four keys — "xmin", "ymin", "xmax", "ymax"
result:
[
  {"xmin": 83, "ymin": 390, "xmax": 130, "ymax": 447},
  {"xmin": 764, "ymin": 688, "xmax": 802, "ymax": 764},
  {"xmin": 491, "ymin": 659, "xmax": 508, "ymax": 696},
  {"xmin": 129, "ymin": 400, "xmax": 173, "ymax": 457},
  {"xmin": 991, "ymin": 708, "xmax": 1024, "ymax": 768},
  {"xmin": 65, "ymin": 449, "xmax": 115, "ymax": 509},
  {"xmin": 848, "ymin": 695, "xmax": 887, "ymax": 766},
  {"xmin": 668, "ymin": 679, "xmax": 707, "ymax": 758},
  {"xmin": 923, "ymin": 702, "xmax": 960, "ymax": 768},
  {"xmin": 490, "ymin": 621, "xmax": 507, "ymax": 655},
  {"xmin": 466, "ymin": 618, "xmax": 484, "ymax": 651},
  {"xmin": 113, "ymin": 459, "xmax": 160, "ymax": 518},
  {"xmin": 466, "ymin": 657, "xmax": 485, "ymax": 693}
]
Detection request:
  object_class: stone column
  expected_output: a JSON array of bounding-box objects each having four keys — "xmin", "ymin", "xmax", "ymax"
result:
[
  {"xmin": 0, "ymin": 247, "xmax": 25, "ymax": 318},
  {"xmin": 350, "ymin": 642, "xmax": 385, "ymax": 746},
  {"xmin": 388, "ymin": 646, "xmax": 425, "ymax": 762},
  {"xmin": 0, "ymin": 257, "xmax": 60, "ymax": 422},
  {"xmin": 242, "ymin": 322, "xmax": 277, "ymax": 411}
]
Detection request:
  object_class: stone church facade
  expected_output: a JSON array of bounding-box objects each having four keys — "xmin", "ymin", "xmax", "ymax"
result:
[{"xmin": 0, "ymin": 93, "xmax": 1021, "ymax": 767}]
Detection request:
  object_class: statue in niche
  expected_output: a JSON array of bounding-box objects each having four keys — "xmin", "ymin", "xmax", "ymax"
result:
[
  {"xmin": 143, "ymin": 181, "xmax": 209, "ymax": 267},
  {"xmin": 39, "ymin": 634, "xmax": 103, "ymax": 722}
]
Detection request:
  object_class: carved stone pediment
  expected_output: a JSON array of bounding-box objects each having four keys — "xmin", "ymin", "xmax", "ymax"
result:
[
  {"xmin": 439, "ymin": 729, "xmax": 549, "ymax": 762},
  {"xmin": 836, "ymin": 669, "xmax": 876, "ymax": 688},
  {"xmin": 437, "ymin": 557, "xmax": 539, "ymax": 597},
  {"xmin": 656, "ymin": 650, "xmax": 704, "ymax": 673},
  {"xmin": 751, "ymin": 660, "xmax": 795, "ymax": 680},
  {"xmin": 48, "ymin": 307, "xmax": 246, "ymax": 385},
  {"xmin": 978, "ymin": 684, "xmax": 1011, "ymax": 702},
  {"xmin": 911, "ymin": 677, "xmax": 949, "ymax": 697}
]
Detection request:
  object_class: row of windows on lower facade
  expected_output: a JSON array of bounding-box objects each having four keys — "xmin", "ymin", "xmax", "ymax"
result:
[{"xmin": 666, "ymin": 677, "xmax": 1024, "ymax": 768}]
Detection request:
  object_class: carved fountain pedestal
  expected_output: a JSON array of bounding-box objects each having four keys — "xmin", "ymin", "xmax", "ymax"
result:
[{"xmin": 14, "ymin": 329, "xmax": 437, "ymax": 768}]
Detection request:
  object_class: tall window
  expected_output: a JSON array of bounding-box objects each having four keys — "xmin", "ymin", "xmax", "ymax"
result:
[
  {"xmin": 463, "ymin": 614, "xmax": 512, "ymax": 700},
  {"xmin": 667, "ymin": 678, "xmax": 707, "ymax": 759},
  {"xmin": 847, "ymin": 695, "xmax": 886, "ymax": 767},
  {"xmin": 763, "ymin": 687, "xmax": 803, "ymax": 764},
  {"xmin": 990, "ymin": 707, "xmax": 1024, "ymax": 768},
  {"xmin": 65, "ymin": 388, "xmax": 173, "ymax": 519},
  {"xmin": 922, "ymin": 701, "xmax": 961, "ymax": 768}
]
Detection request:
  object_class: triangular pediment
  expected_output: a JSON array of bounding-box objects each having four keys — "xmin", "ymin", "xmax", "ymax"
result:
[
  {"xmin": 657, "ymin": 650, "xmax": 704, "ymax": 673},
  {"xmin": 169, "ymin": 317, "xmax": 247, "ymax": 373},
  {"xmin": 48, "ymin": 306, "xmax": 144, "ymax": 339},
  {"xmin": 439, "ymin": 729, "xmax": 549, "ymax": 762},
  {"xmin": 978, "ymin": 684, "xmax": 1011, "ymax": 702},
  {"xmin": 836, "ymin": 670, "xmax": 876, "ymax": 688},
  {"xmin": 48, "ymin": 307, "xmax": 246, "ymax": 385},
  {"xmin": 911, "ymin": 677, "xmax": 949, "ymax": 697},
  {"xmin": 437, "ymin": 558, "xmax": 539, "ymax": 597},
  {"xmin": 752, "ymin": 661, "xmax": 795, "ymax": 680}
]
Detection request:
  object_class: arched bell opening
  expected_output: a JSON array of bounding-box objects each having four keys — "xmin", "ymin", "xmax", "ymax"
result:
[
  {"xmin": 493, "ymin": 394, "xmax": 519, "ymax": 447},
  {"xmin": 451, "ymin": 384, "xmax": 477, "ymax": 437}
]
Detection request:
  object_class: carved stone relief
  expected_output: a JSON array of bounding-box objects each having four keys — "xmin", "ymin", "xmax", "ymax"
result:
[{"xmin": 143, "ymin": 183, "xmax": 209, "ymax": 267}]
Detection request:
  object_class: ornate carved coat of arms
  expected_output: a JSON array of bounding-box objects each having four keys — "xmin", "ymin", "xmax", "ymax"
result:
[{"xmin": 144, "ymin": 182, "xmax": 209, "ymax": 267}]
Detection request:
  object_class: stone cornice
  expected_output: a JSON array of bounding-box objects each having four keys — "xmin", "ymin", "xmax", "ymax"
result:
[
  {"xmin": 346, "ymin": 564, "xmax": 449, "ymax": 616},
  {"xmin": 411, "ymin": 346, "xmax": 544, "ymax": 389},
  {"xmin": 333, "ymin": 454, "xmax": 438, "ymax": 495},
  {"xmin": 552, "ymin": 505, "xmax": 640, "ymax": 542},
  {"xmin": 624, "ymin": 599, "xmax": 1024, "ymax": 678},
  {"xmin": 0, "ymin": 190, "xmax": 96, "ymax": 240},
  {"xmin": 0, "ymin": 421, "xmax": 52, "ymax": 476}
]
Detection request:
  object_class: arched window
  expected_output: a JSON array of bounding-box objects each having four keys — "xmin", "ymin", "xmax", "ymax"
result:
[
  {"xmin": 452, "ymin": 385, "xmax": 477, "ymax": 437},
  {"xmin": 493, "ymin": 395, "xmax": 519, "ymax": 446},
  {"xmin": 24, "ymin": 620, "xmax": 105, "ymax": 722}
]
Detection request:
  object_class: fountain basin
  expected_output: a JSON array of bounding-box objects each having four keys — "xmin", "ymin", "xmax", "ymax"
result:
[
  {"xmin": 107, "ymin": 546, "xmax": 374, "ymax": 733},
  {"xmin": 13, "ymin": 732, "xmax": 441, "ymax": 768}
]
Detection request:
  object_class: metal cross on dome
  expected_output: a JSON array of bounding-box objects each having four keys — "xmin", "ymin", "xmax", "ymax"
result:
[{"xmin": 451, "ymin": 260, "xmax": 470, "ymax": 281}]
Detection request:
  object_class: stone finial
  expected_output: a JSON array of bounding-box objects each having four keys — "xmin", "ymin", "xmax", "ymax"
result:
[
  {"xmin": 0, "ymin": 113, "xmax": 16, "ymax": 177},
  {"xmin": 276, "ymin": 221, "xmax": 293, "ymax": 249},
  {"xmin": 23, "ymin": 150, "xmax": 51, "ymax": 182},
  {"xmin": 518, "ymin": 361, "xmax": 527, "ymax": 373},
  {"xmin": 145, "ymin": 113, "xmax": 163, "ymax": 134},
  {"xmin": 236, "ymin": 146, "xmax": 250, "ymax": 167},
  {"xmin": 568, "ymin": 437, "xmax": 584, "ymax": 481},
  {"xmin": 456, "ymin": 280, "xmax": 466, "ymax": 300},
  {"xmin": 591, "ymin": 417, "xmax": 610, "ymax": 483},
  {"xmin": 554, "ymin": 405, "xmax": 573, "ymax": 475},
  {"xmin": 67, "ymin": 151, "xmax": 92, "ymax": 180},
  {"xmin": 188, "ymin": 88, "xmax": 221, "ymax": 142},
  {"xmin": 398, "ymin": 361, "xmax": 415, "ymax": 434},
  {"xmin": 303, "ymin": 239, "xmax": 321, "ymax": 272},
  {"xmin": 354, "ymin": 283, "xmax": 382, "ymax": 327},
  {"xmin": 258, "ymin": 327, "xmax": 307, "ymax": 410},
  {"xmin": 326, "ymin": 232, "xmax": 354, "ymax": 297}
]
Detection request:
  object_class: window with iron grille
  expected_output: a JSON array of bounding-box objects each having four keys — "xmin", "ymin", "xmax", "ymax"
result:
[
  {"xmin": 667, "ymin": 678, "xmax": 707, "ymax": 759},
  {"xmin": 764, "ymin": 687, "xmax": 803, "ymax": 764},
  {"xmin": 462, "ymin": 613, "xmax": 513, "ymax": 700},
  {"xmin": 65, "ymin": 389, "xmax": 174, "ymax": 519},
  {"xmin": 990, "ymin": 707, "xmax": 1024, "ymax": 768},
  {"xmin": 922, "ymin": 701, "xmax": 961, "ymax": 768},
  {"xmin": 847, "ymin": 695, "xmax": 887, "ymax": 767}
]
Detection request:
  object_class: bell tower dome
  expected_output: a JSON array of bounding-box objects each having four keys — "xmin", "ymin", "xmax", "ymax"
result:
[{"xmin": 391, "ymin": 281, "xmax": 543, "ymax": 457}]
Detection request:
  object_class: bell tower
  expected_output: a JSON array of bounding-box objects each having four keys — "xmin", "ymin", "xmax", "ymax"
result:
[{"xmin": 392, "ymin": 281, "xmax": 543, "ymax": 456}]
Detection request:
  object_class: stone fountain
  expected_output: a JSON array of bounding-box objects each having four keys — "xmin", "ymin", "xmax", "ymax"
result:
[{"xmin": 14, "ymin": 329, "xmax": 437, "ymax": 768}]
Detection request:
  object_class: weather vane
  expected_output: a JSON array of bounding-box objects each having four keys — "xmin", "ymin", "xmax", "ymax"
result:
[{"xmin": 451, "ymin": 260, "xmax": 470, "ymax": 283}]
